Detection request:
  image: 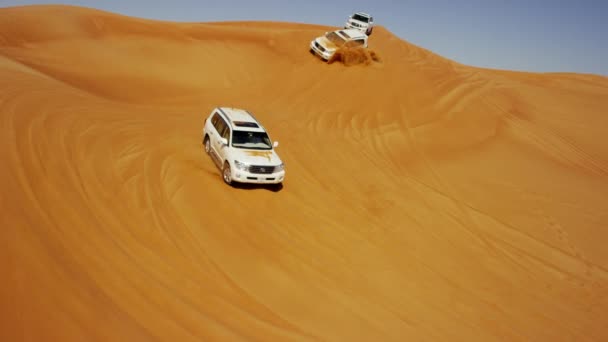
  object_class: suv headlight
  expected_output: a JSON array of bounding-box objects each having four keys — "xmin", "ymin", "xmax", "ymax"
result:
[
  {"xmin": 276, "ymin": 163, "xmax": 284, "ymax": 171},
  {"xmin": 234, "ymin": 160, "xmax": 249, "ymax": 171}
]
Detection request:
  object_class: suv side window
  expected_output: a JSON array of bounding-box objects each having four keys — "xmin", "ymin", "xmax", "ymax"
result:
[
  {"xmin": 345, "ymin": 39, "xmax": 364, "ymax": 48},
  {"xmin": 211, "ymin": 113, "xmax": 221, "ymax": 131},
  {"xmin": 213, "ymin": 116, "xmax": 230, "ymax": 144},
  {"xmin": 220, "ymin": 123, "xmax": 231, "ymax": 144}
]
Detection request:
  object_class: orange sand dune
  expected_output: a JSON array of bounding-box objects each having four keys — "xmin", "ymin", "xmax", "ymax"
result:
[{"xmin": 2, "ymin": 5, "xmax": 608, "ymax": 341}]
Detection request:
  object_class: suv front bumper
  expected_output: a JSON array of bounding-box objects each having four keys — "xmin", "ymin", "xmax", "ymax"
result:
[
  {"xmin": 310, "ymin": 40, "xmax": 332, "ymax": 61},
  {"xmin": 232, "ymin": 169, "xmax": 285, "ymax": 184}
]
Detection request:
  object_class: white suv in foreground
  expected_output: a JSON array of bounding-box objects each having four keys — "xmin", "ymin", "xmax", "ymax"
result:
[
  {"xmin": 203, "ymin": 107, "xmax": 285, "ymax": 186},
  {"xmin": 345, "ymin": 12, "xmax": 374, "ymax": 35},
  {"xmin": 309, "ymin": 28, "xmax": 368, "ymax": 61}
]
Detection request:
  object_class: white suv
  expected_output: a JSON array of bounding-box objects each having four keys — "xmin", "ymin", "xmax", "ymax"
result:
[
  {"xmin": 309, "ymin": 28, "xmax": 368, "ymax": 61},
  {"xmin": 345, "ymin": 12, "xmax": 374, "ymax": 35},
  {"xmin": 202, "ymin": 107, "xmax": 285, "ymax": 186}
]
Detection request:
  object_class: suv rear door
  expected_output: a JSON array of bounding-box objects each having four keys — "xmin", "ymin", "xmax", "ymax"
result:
[
  {"xmin": 357, "ymin": 37, "xmax": 368, "ymax": 48},
  {"xmin": 345, "ymin": 37, "xmax": 367, "ymax": 48},
  {"xmin": 216, "ymin": 120, "xmax": 231, "ymax": 164}
]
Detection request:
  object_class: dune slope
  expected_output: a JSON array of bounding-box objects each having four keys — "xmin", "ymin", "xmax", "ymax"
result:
[{"xmin": 1, "ymin": 5, "xmax": 608, "ymax": 341}]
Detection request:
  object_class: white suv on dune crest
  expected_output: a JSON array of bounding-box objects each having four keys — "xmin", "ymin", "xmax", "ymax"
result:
[
  {"xmin": 309, "ymin": 28, "xmax": 368, "ymax": 61},
  {"xmin": 345, "ymin": 12, "xmax": 374, "ymax": 35},
  {"xmin": 203, "ymin": 107, "xmax": 285, "ymax": 186}
]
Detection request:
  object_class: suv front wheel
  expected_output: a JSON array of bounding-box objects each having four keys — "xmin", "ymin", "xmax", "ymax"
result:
[
  {"xmin": 223, "ymin": 162, "xmax": 232, "ymax": 185},
  {"xmin": 203, "ymin": 135, "xmax": 211, "ymax": 154}
]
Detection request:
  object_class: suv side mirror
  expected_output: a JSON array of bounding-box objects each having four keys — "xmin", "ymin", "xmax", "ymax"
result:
[
  {"xmin": 220, "ymin": 137, "xmax": 228, "ymax": 146},
  {"xmin": 273, "ymin": 141, "xmax": 279, "ymax": 148}
]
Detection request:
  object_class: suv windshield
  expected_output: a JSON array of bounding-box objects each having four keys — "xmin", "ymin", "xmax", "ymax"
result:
[
  {"xmin": 326, "ymin": 32, "xmax": 346, "ymax": 46},
  {"xmin": 352, "ymin": 14, "xmax": 370, "ymax": 22},
  {"xmin": 232, "ymin": 130, "xmax": 272, "ymax": 150}
]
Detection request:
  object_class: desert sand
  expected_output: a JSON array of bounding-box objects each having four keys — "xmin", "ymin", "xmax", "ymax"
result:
[{"xmin": 1, "ymin": 5, "xmax": 608, "ymax": 341}]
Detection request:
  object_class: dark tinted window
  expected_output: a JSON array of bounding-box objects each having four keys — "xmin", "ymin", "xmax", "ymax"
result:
[
  {"xmin": 345, "ymin": 39, "xmax": 364, "ymax": 48},
  {"xmin": 233, "ymin": 121, "xmax": 259, "ymax": 128},
  {"xmin": 220, "ymin": 123, "xmax": 230, "ymax": 144},
  {"xmin": 232, "ymin": 131, "xmax": 271, "ymax": 150},
  {"xmin": 326, "ymin": 32, "xmax": 346, "ymax": 46},
  {"xmin": 353, "ymin": 14, "xmax": 370, "ymax": 23},
  {"xmin": 215, "ymin": 115, "xmax": 226, "ymax": 135},
  {"xmin": 211, "ymin": 112, "xmax": 221, "ymax": 130}
]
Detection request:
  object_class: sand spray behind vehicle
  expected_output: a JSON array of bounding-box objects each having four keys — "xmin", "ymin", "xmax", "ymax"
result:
[{"xmin": 327, "ymin": 46, "xmax": 382, "ymax": 66}]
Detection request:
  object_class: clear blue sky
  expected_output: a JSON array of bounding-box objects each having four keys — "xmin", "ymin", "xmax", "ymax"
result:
[{"xmin": 2, "ymin": 0, "xmax": 607, "ymax": 75}]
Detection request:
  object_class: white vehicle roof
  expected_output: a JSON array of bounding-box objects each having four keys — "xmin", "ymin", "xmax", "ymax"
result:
[{"xmin": 215, "ymin": 107, "xmax": 266, "ymax": 132}]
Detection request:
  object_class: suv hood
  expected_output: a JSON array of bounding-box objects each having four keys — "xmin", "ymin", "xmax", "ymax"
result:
[
  {"xmin": 316, "ymin": 36, "xmax": 339, "ymax": 50},
  {"xmin": 232, "ymin": 149, "xmax": 282, "ymax": 166}
]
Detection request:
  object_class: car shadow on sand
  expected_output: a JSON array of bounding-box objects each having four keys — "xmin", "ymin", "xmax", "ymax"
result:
[{"xmin": 230, "ymin": 182, "xmax": 284, "ymax": 192}]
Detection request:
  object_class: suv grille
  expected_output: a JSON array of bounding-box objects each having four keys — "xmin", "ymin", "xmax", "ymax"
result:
[
  {"xmin": 249, "ymin": 165, "xmax": 275, "ymax": 174},
  {"xmin": 315, "ymin": 42, "xmax": 325, "ymax": 52}
]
